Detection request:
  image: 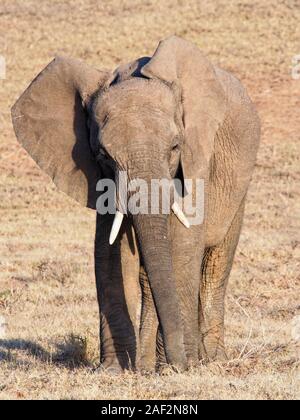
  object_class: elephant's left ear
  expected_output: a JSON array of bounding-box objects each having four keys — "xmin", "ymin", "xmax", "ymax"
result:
[
  {"xmin": 141, "ymin": 36, "xmax": 228, "ymax": 179},
  {"xmin": 11, "ymin": 56, "xmax": 111, "ymax": 209}
]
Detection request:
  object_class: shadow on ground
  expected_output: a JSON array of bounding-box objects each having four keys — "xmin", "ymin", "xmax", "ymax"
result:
[{"xmin": 0, "ymin": 336, "xmax": 92, "ymax": 368}]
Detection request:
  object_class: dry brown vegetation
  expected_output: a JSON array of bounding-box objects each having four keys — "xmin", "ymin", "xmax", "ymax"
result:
[{"xmin": 0, "ymin": 0, "xmax": 299, "ymax": 400}]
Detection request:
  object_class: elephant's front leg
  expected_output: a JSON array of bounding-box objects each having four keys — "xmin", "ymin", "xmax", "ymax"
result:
[
  {"xmin": 200, "ymin": 199, "xmax": 245, "ymax": 361},
  {"xmin": 95, "ymin": 214, "xmax": 141, "ymax": 372}
]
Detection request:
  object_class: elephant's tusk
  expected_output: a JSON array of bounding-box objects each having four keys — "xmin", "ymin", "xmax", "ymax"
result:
[
  {"xmin": 172, "ymin": 202, "xmax": 190, "ymax": 229},
  {"xmin": 109, "ymin": 211, "xmax": 124, "ymax": 245}
]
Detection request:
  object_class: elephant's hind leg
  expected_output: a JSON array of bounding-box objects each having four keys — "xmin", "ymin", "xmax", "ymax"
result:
[{"xmin": 200, "ymin": 198, "xmax": 246, "ymax": 361}]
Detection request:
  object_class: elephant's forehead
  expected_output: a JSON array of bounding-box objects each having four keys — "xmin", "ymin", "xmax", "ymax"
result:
[{"xmin": 95, "ymin": 78, "xmax": 176, "ymax": 117}]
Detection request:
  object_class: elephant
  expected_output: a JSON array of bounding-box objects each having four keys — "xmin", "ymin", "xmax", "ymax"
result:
[{"xmin": 11, "ymin": 36, "xmax": 260, "ymax": 373}]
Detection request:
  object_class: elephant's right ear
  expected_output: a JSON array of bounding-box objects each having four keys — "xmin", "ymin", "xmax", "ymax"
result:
[
  {"xmin": 141, "ymin": 36, "xmax": 228, "ymax": 181},
  {"xmin": 11, "ymin": 56, "xmax": 111, "ymax": 209}
]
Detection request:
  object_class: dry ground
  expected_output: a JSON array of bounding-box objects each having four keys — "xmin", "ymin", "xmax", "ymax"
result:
[{"xmin": 0, "ymin": 0, "xmax": 299, "ymax": 400}]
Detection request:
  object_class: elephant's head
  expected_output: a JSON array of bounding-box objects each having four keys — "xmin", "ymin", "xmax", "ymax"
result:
[{"xmin": 12, "ymin": 36, "xmax": 227, "ymax": 370}]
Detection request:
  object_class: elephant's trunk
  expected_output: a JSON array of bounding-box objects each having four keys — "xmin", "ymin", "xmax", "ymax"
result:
[{"xmin": 132, "ymin": 212, "xmax": 187, "ymax": 370}]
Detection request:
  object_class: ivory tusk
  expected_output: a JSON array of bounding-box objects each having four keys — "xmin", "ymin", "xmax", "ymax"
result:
[
  {"xmin": 109, "ymin": 211, "xmax": 124, "ymax": 245},
  {"xmin": 172, "ymin": 202, "xmax": 190, "ymax": 229}
]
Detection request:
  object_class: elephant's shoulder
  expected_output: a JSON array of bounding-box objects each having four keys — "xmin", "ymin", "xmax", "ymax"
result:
[{"xmin": 214, "ymin": 66, "xmax": 260, "ymax": 144}]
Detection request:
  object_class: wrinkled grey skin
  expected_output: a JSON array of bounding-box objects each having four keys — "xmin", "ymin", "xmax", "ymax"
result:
[{"xmin": 11, "ymin": 36, "xmax": 260, "ymax": 373}]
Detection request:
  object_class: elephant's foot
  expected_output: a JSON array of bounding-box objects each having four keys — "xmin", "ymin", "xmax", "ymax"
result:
[
  {"xmin": 140, "ymin": 357, "xmax": 156, "ymax": 374},
  {"xmin": 95, "ymin": 364, "xmax": 123, "ymax": 376},
  {"xmin": 157, "ymin": 356, "xmax": 197, "ymax": 375},
  {"xmin": 157, "ymin": 363, "xmax": 188, "ymax": 375},
  {"xmin": 140, "ymin": 366, "xmax": 155, "ymax": 376},
  {"xmin": 199, "ymin": 334, "xmax": 228, "ymax": 363},
  {"xmin": 95, "ymin": 359, "xmax": 131, "ymax": 375},
  {"xmin": 200, "ymin": 347, "xmax": 228, "ymax": 363}
]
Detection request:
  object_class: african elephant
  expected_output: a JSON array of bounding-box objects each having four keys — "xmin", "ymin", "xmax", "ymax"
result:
[{"xmin": 11, "ymin": 36, "xmax": 260, "ymax": 373}]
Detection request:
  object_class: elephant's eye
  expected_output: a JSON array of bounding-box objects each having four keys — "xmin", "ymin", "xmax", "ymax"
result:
[
  {"xmin": 101, "ymin": 115, "xmax": 109, "ymax": 129},
  {"xmin": 99, "ymin": 147, "xmax": 107, "ymax": 157},
  {"xmin": 171, "ymin": 143, "xmax": 180, "ymax": 152},
  {"xmin": 96, "ymin": 147, "xmax": 109, "ymax": 162}
]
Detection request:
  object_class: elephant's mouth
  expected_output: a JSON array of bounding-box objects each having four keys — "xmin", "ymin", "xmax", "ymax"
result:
[
  {"xmin": 109, "ymin": 203, "xmax": 189, "ymax": 246},
  {"xmin": 108, "ymin": 171, "xmax": 190, "ymax": 246}
]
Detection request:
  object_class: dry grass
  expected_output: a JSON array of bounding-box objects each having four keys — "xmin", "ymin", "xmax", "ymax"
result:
[{"xmin": 0, "ymin": 0, "xmax": 299, "ymax": 400}]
